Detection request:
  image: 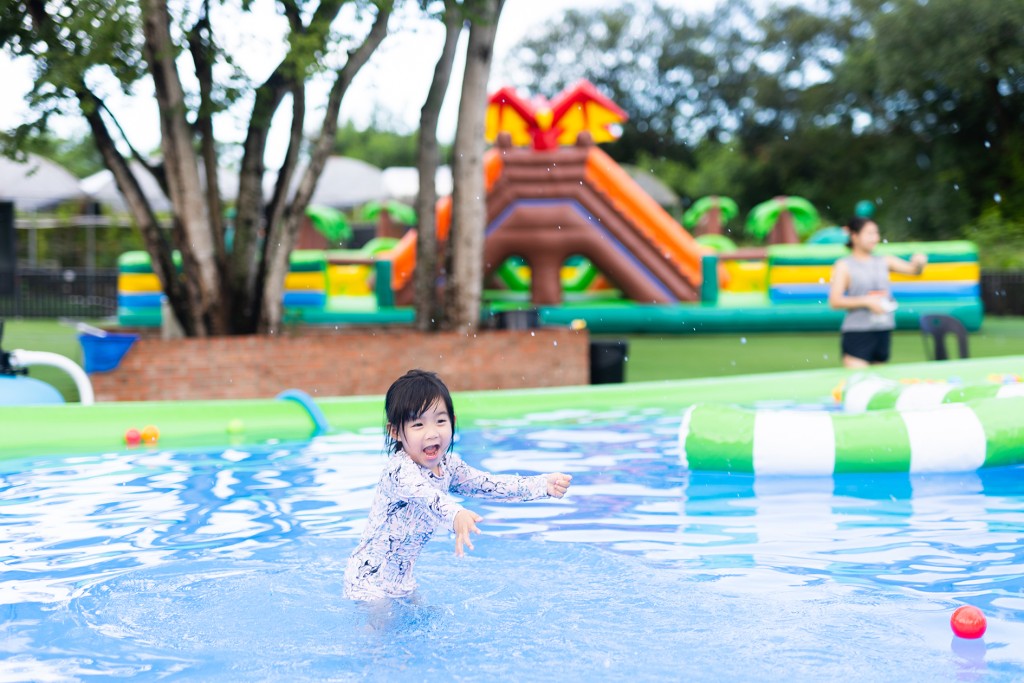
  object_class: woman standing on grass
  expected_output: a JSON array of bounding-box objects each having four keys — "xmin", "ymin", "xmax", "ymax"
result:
[{"xmin": 829, "ymin": 217, "xmax": 928, "ymax": 368}]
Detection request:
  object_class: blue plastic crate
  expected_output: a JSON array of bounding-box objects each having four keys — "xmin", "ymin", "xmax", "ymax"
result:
[{"xmin": 78, "ymin": 333, "xmax": 139, "ymax": 373}]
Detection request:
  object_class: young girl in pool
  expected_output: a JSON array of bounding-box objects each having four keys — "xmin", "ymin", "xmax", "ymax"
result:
[
  {"xmin": 344, "ymin": 369, "xmax": 572, "ymax": 601},
  {"xmin": 829, "ymin": 217, "xmax": 927, "ymax": 368}
]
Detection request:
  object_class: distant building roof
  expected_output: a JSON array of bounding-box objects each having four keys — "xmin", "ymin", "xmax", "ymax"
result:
[
  {"xmin": 81, "ymin": 162, "xmax": 171, "ymax": 213},
  {"xmin": 270, "ymin": 156, "xmax": 386, "ymax": 210},
  {"xmin": 621, "ymin": 165, "xmax": 681, "ymax": 210},
  {"xmin": 0, "ymin": 154, "xmax": 84, "ymax": 211},
  {"xmin": 80, "ymin": 156, "xmax": 410, "ymax": 214},
  {"xmin": 82, "ymin": 162, "xmax": 239, "ymax": 213}
]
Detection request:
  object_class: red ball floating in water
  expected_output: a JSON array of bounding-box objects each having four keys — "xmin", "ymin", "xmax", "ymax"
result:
[
  {"xmin": 951, "ymin": 606, "xmax": 987, "ymax": 639},
  {"xmin": 124, "ymin": 428, "xmax": 141, "ymax": 447}
]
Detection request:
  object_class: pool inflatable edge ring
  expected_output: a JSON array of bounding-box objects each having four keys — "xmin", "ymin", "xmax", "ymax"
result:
[
  {"xmin": 843, "ymin": 375, "xmax": 1024, "ymax": 413},
  {"xmin": 678, "ymin": 396, "xmax": 1024, "ymax": 475},
  {"xmin": 678, "ymin": 405, "xmax": 695, "ymax": 471}
]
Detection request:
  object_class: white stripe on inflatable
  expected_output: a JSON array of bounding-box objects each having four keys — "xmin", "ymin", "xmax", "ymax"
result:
[
  {"xmin": 903, "ymin": 404, "xmax": 986, "ymax": 473},
  {"xmin": 843, "ymin": 377, "xmax": 893, "ymax": 413},
  {"xmin": 753, "ymin": 410, "xmax": 835, "ymax": 475},
  {"xmin": 894, "ymin": 382, "xmax": 953, "ymax": 411},
  {"xmin": 677, "ymin": 406, "xmax": 694, "ymax": 470},
  {"xmin": 996, "ymin": 384, "xmax": 1024, "ymax": 398}
]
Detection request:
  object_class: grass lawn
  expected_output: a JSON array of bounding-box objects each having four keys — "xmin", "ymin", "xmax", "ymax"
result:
[
  {"xmin": 3, "ymin": 317, "xmax": 1023, "ymax": 401},
  {"xmin": 2, "ymin": 319, "xmax": 100, "ymax": 402},
  {"xmin": 607, "ymin": 317, "xmax": 1024, "ymax": 382}
]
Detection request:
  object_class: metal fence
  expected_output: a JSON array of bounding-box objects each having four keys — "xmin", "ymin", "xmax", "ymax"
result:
[
  {"xmin": 980, "ymin": 271, "xmax": 1024, "ymax": 317},
  {"xmin": 0, "ymin": 267, "xmax": 119, "ymax": 319},
  {"xmin": 1, "ymin": 267, "xmax": 1023, "ymax": 321}
]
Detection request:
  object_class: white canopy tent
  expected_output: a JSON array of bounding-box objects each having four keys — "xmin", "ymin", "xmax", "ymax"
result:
[
  {"xmin": 0, "ymin": 154, "xmax": 84, "ymax": 211},
  {"xmin": 380, "ymin": 166, "xmax": 453, "ymax": 205}
]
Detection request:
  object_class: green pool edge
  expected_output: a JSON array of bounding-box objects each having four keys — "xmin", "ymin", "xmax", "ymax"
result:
[{"xmin": 2, "ymin": 354, "xmax": 1022, "ymax": 462}]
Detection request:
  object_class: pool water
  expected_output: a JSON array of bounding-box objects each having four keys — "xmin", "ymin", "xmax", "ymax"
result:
[{"xmin": 2, "ymin": 407, "xmax": 1023, "ymax": 681}]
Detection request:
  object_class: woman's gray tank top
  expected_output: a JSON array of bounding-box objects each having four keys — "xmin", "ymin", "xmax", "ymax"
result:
[{"xmin": 838, "ymin": 255, "xmax": 895, "ymax": 332}]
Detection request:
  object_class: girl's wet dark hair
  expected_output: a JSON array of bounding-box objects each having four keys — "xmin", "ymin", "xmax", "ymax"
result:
[
  {"xmin": 845, "ymin": 216, "xmax": 875, "ymax": 249},
  {"xmin": 384, "ymin": 369, "xmax": 456, "ymax": 454}
]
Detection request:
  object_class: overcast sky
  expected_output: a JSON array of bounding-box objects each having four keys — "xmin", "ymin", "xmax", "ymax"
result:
[{"xmin": 0, "ymin": 0, "xmax": 718, "ymax": 169}]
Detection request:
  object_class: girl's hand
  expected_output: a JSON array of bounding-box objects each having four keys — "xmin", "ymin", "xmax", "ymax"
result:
[
  {"xmin": 865, "ymin": 295, "xmax": 890, "ymax": 314},
  {"xmin": 453, "ymin": 509, "xmax": 482, "ymax": 557},
  {"xmin": 910, "ymin": 253, "xmax": 928, "ymax": 273},
  {"xmin": 546, "ymin": 473, "xmax": 573, "ymax": 498}
]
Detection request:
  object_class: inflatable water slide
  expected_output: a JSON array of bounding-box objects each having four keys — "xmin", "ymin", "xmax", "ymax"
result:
[{"xmin": 388, "ymin": 80, "xmax": 711, "ymax": 307}]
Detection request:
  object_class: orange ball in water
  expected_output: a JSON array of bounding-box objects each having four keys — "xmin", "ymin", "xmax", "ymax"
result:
[
  {"xmin": 951, "ymin": 606, "xmax": 987, "ymax": 639},
  {"xmin": 124, "ymin": 428, "xmax": 141, "ymax": 447},
  {"xmin": 140, "ymin": 425, "xmax": 160, "ymax": 444}
]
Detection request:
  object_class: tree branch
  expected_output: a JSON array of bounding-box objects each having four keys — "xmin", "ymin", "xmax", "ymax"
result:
[
  {"xmin": 257, "ymin": 3, "xmax": 392, "ymax": 332},
  {"xmin": 414, "ymin": 0, "xmax": 463, "ymax": 330},
  {"xmin": 229, "ymin": 0, "xmax": 350, "ymax": 330},
  {"xmin": 188, "ymin": 0, "xmax": 226, "ymax": 268}
]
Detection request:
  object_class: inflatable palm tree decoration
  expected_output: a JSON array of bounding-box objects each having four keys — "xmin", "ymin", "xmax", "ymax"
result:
[
  {"xmin": 305, "ymin": 205, "xmax": 353, "ymax": 246},
  {"xmin": 682, "ymin": 195, "xmax": 740, "ymax": 236},
  {"xmin": 745, "ymin": 196, "xmax": 820, "ymax": 245},
  {"xmin": 360, "ymin": 200, "xmax": 418, "ymax": 226}
]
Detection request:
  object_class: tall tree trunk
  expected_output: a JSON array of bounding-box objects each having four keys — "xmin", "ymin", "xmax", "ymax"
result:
[
  {"xmin": 142, "ymin": 0, "xmax": 224, "ymax": 336},
  {"xmin": 444, "ymin": 0, "xmax": 504, "ymax": 333},
  {"xmin": 414, "ymin": 0, "xmax": 463, "ymax": 332}
]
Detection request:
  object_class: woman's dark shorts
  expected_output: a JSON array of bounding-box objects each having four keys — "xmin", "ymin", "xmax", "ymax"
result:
[{"xmin": 841, "ymin": 330, "xmax": 892, "ymax": 363}]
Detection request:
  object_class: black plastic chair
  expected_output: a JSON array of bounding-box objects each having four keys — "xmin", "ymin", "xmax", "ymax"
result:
[{"xmin": 919, "ymin": 313, "xmax": 969, "ymax": 361}]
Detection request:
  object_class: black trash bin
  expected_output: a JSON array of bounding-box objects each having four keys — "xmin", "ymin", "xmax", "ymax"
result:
[{"xmin": 589, "ymin": 340, "xmax": 628, "ymax": 384}]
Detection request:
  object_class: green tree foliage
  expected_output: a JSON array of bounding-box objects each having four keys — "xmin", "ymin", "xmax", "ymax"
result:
[
  {"xmin": 333, "ymin": 121, "xmax": 430, "ymax": 167},
  {"xmin": 18, "ymin": 131, "xmax": 105, "ymax": 179},
  {"xmin": 2, "ymin": 0, "xmax": 392, "ymax": 335},
  {"xmin": 506, "ymin": 0, "xmax": 1024, "ymax": 244}
]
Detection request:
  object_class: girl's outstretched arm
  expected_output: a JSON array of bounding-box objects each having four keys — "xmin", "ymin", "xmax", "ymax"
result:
[
  {"xmin": 448, "ymin": 452, "xmax": 552, "ymax": 501},
  {"xmin": 886, "ymin": 253, "xmax": 927, "ymax": 275}
]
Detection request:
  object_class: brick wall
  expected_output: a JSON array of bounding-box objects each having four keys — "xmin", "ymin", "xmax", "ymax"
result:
[{"xmin": 89, "ymin": 327, "xmax": 590, "ymax": 401}]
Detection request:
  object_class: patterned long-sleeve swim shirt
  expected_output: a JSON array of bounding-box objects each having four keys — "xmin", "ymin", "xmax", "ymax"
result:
[{"xmin": 344, "ymin": 450, "xmax": 550, "ymax": 601}]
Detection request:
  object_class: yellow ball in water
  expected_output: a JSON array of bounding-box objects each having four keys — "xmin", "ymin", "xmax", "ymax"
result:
[
  {"xmin": 227, "ymin": 418, "xmax": 245, "ymax": 435},
  {"xmin": 140, "ymin": 425, "xmax": 160, "ymax": 444}
]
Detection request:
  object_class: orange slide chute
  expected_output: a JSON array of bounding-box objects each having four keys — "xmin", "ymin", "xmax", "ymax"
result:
[
  {"xmin": 388, "ymin": 149, "xmax": 504, "ymax": 292},
  {"xmin": 584, "ymin": 147, "xmax": 710, "ymax": 288}
]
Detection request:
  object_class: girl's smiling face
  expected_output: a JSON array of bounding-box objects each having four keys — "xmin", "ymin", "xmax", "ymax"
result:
[{"xmin": 389, "ymin": 399, "xmax": 453, "ymax": 474}]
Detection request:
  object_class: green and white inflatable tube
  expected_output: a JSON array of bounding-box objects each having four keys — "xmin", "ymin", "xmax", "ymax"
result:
[
  {"xmin": 678, "ymin": 396, "xmax": 1024, "ymax": 475},
  {"xmin": 842, "ymin": 375, "xmax": 1024, "ymax": 413}
]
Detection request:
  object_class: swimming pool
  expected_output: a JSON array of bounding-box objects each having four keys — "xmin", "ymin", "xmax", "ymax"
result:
[{"xmin": 3, "ymin": 402, "xmax": 1023, "ymax": 681}]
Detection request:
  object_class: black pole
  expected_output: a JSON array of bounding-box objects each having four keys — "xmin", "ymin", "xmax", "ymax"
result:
[{"xmin": 0, "ymin": 201, "xmax": 15, "ymax": 296}]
